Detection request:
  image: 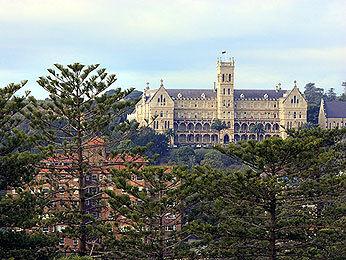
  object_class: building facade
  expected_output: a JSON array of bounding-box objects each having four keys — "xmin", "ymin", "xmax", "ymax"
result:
[
  {"xmin": 130, "ymin": 58, "xmax": 308, "ymax": 145},
  {"xmin": 34, "ymin": 138, "xmax": 180, "ymax": 255},
  {"xmin": 318, "ymin": 99, "xmax": 346, "ymax": 129}
]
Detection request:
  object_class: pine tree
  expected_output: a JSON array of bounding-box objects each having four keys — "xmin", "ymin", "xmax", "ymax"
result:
[
  {"xmin": 185, "ymin": 129, "xmax": 345, "ymax": 259},
  {"xmin": 27, "ymin": 63, "xmax": 135, "ymax": 255},
  {"xmin": 106, "ymin": 165, "xmax": 184, "ymax": 259},
  {"xmin": 0, "ymin": 81, "xmax": 57, "ymax": 259}
]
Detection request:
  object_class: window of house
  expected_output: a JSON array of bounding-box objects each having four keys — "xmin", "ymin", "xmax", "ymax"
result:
[
  {"xmin": 222, "ymin": 74, "xmax": 225, "ymax": 82},
  {"xmin": 293, "ymin": 112, "xmax": 297, "ymax": 119},
  {"xmin": 73, "ymin": 239, "xmax": 78, "ymax": 246},
  {"xmin": 59, "ymin": 238, "xmax": 65, "ymax": 246},
  {"xmin": 165, "ymin": 225, "xmax": 176, "ymax": 231}
]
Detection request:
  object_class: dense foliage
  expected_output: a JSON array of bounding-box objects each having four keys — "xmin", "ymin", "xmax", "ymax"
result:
[
  {"xmin": 1, "ymin": 67, "xmax": 345, "ymax": 259},
  {"xmin": 26, "ymin": 63, "xmax": 135, "ymax": 255},
  {"xmin": 0, "ymin": 81, "xmax": 57, "ymax": 259},
  {"xmin": 183, "ymin": 129, "xmax": 346, "ymax": 259}
]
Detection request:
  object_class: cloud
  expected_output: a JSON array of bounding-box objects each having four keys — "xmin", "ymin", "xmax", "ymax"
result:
[{"xmin": 0, "ymin": 0, "xmax": 345, "ymax": 97}]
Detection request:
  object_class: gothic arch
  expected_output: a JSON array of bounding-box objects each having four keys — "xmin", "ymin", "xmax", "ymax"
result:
[
  {"xmin": 273, "ymin": 123, "xmax": 280, "ymax": 131},
  {"xmin": 241, "ymin": 123, "xmax": 248, "ymax": 132},
  {"xmin": 187, "ymin": 134, "xmax": 194, "ymax": 142},
  {"xmin": 224, "ymin": 134, "xmax": 230, "ymax": 144},
  {"xmin": 173, "ymin": 122, "xmax": 178, "ymax": 130},
  {"xmin": 195, "ymin": 134, "xmax": 202, "ymax": 142},
  {"xmin": 179, "ymin": 123, "xmax": 186, "ymax": 131},
  {"xmin": 195, "ymin": 123, "xmax": 203, "ymax": 131},
  {"xmin": 265, "ymin": 123, "xmax": 271, "ymax": 131},
  {"xmin": 249, "ymin": 123, "xmax": 256, "ymax": 132},
  {"xmin": 249, "ymin": 134, "xmax": 256, "ymax": 140},
  {"xmin": 234, "ymin": 134, "xmax": 240, "ymax": 142},
  {"xmin": 187, "ymin": 123, "xmax": 194, "ymax": 131},
  {"xmin": 203, "ymin": 134, "xmax": 211, "ymax": 143},
  {"xmin": 241, "ymin": 134, "xmax": 248, "ymax": 140},
  {"xmin": 265, "ymin": 134, "xmax": 271, "ymax": 139},
  {"xmin": 203, "ymin": 122, "xmax": 210, "ymax": 131},
  {"xmin": 178, "ymin": 134, "xmax": 186, "ymax": 143},
  {"xmin": 211, "ymin": 134, "xmax": 218, "ymax": 143},
  {"xmin": 234, "ymin": 122, "xmax": 240, "ymax": 132}
]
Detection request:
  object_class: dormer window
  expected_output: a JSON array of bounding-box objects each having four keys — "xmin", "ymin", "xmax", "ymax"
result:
[
  {"xmin": 177, "ymin": 93, "xmax": 182, "ymax": 99},
  {"xmin": 201, "ymin": 93, "xmax": 206, "ymax": 99},
  {"xmin": 240, "ymin": 93, "xmax": 245, "ymax": 99},
  {"xmin": 264, "ymin": 93, "xmax": 268, "ymax": 99}
]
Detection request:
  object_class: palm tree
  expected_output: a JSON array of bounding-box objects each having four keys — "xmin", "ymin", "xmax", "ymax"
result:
[
  {"xmin": 211, "ymin": 119, "xmax": 228, "ymax": 143},
  {"xmin": 250, "ymin": 123, "xmax": 265, "ymax": 141}
]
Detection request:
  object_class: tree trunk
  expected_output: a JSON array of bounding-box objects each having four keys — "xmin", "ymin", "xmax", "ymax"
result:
[
  {"xmin": 76, "ymin": 85, "xmax": 87, "ymax": 255},
  {"xmin": 269, "ymin": 197, "xmax": 277, "ymax": 260}
]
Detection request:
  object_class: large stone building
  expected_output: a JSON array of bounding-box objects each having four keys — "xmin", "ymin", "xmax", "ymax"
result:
[
  {"xmin": 318, "ymin": 99, "xmax": 346, "ymax": 129},
  {"xmin": 130, "ymin": 57, "xmax": 307, "ymax": 145}
]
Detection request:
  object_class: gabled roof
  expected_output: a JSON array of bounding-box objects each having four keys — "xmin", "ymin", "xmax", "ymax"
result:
[
  {"xmin": 324, "ymin": 100, "xmax": 346, "ymax": 118},
  {"xmin": 167, "ymin": 89, "xmax": 216, "ymax": 99},
  {"xmin": 234, "ymin": 89, "xmax": 287, "ymax": 100}
]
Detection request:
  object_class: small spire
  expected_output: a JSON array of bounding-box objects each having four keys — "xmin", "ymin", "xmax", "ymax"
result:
[
  {"xmin": 160, "ymin": 79, "xmax": 164, "ymax": 87},
  {"xmin": 294, "ymin": 80, "xmax": 297, "ymax": 87},
  {"xmin": 146, "ymin": 82, "xmax": 150, "ymax": 89}
]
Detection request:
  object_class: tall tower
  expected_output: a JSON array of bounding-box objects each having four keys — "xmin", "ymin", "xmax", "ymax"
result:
[
  {"xmin": 216, "ymin": 57, "xmax": 235, "ymax": 143},
  {"xmin": 216, "ymin": 58, "xmax": 235, "ymax": 118}
]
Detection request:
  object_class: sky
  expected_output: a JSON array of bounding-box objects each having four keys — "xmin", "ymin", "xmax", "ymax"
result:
[{"xmin": 0, "ymin": 0, "xmax": 345, "ymax": 98}]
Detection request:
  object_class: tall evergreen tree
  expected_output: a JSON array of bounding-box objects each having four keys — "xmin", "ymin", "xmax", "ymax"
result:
[
  {"xmin": 185, "ymin": 129, "xmax": 345, "ymax": 259},
  {"xmin": 106, "ymin": 165, "xmax": 184, "ymax": 259},
  {"xmin": 324, "ymin": 88, "xmax": 337, "ymax": 101},
  {"xmin": 0, "ymin": 81, "xmax": 57, "ymax": 259},
  {"xmin": 27, "ymin": 63, "xmax": 135, "ymax": 255},
  {"xmin": 304, "ymin": 83, "xmax": 324, "ymax": 124}
]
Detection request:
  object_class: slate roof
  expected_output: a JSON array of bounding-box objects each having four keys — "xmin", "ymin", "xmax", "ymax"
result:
[
  {"xmin": 165, "ymin": 88, "xmax": 287, "ymax": 100},
  {"xmin": 167, "ymin": 89, "xmax": 216, "ymax": 99},
  {"xmin": 324, "ymin": 100, "xmax": 346, "ymax": 118},
  {"xmin": 234, "ymin": 89, "xmax": 287, "ymax": 100}
]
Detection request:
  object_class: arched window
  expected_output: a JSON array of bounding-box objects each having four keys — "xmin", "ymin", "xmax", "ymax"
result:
[
  {"xmin": 222, "ymin": 74, "xmax": 225, "ymax": 82},
  {"xmin": 228, "ymin": 88, "xmax": 230, "ymax": 95}
]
